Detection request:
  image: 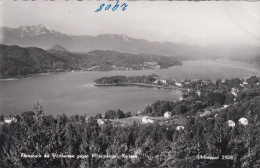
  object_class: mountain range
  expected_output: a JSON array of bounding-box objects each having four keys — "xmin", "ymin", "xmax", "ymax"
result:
[
  {"xmin": 2, "ymin": 25, "xmax": 260, "ymax": 59},
  {"xmin": 1, "ymin": 25, "xmax": 188, "ymax": 57}
]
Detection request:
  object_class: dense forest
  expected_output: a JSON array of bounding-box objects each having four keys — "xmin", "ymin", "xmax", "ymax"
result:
[
  {"xmin": 1, "ymin": 76, "xmax": 259, "ymax": 167},
  {"xmin": 94, "ymin": 75, "xmax": 158, "ymax": 85},
  {"xmin": 0, "ymin": 44, "xmax": 182, "ymax": 76}
]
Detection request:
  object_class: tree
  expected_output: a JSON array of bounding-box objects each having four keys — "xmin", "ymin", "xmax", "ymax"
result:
[{"xmin": 95, "ymin": 113, "xmax": 102, "ymax": 119}]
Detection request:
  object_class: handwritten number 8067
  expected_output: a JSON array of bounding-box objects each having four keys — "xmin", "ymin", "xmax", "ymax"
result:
[{"xmin": 95, "ymin": 0, "xmax": 128, "ymax": 12}]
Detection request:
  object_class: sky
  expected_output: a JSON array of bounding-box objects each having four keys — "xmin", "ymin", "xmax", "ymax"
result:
[{"xmin": 1, "ymin": 0, "xmax": 260, "ymax": 47}]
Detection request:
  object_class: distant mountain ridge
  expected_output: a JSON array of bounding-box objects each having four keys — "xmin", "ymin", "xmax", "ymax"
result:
[
  {"xmin": 49, "ymin": 44, "xmax": 68, "ymax": 52},
  {"xmin": 1, "ymin": 25, "xmax": 260, "ymax": 59},
  {"xmin": 0, "ymin": 44, "xmax": 182, "ymax": 76},
  {"xmin": 2, "ymin": 25, "xmax": 185, "ymax": 56}
]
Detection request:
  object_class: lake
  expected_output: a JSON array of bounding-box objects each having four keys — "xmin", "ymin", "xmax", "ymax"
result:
[{"xmin": 0, "ymin": 59, "xmax": 260, "ymax": 116}]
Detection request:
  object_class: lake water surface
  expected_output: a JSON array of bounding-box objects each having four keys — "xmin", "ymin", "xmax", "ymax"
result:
[{"xmin": 1, "ymin": 60, "xmax": 260, "ymax": 116}]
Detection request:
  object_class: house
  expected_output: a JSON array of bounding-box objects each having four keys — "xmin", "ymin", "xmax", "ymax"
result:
[
  {"xmin": 239, "ymin": 118, "xmax": 248, "ymax": 126},
  {"xmin": 4, "ymin": 117, "xmax": 17, "ymax": 124},
  {"xmin": 231, "ymin": 88, "xmax": 238, "ymax": 97},
  {"xmin": 196, "ymin": 90, "xmax": 201, "ymax": 96},
  {"xmin": 240, "ymin": 82, "xmax": 248, "ymax": 87},
  {"xmin": 227, "ymin": 120, "xmax": 235, "ymax": 128},
  {"xmin": 141, "ymin": 116, "xmax": 154, "ymax": 124},
  {"xmin": 201, "ymin": 80, "xmax": 211, "ymax": 86},
  {"xmin": 0, "ymin": 121, "xmax": 5, "ymax": 126},
  {"xmin": 164, "ymin": 111, "xmax": 172, "ymax": 118},
  {"xmin": 176, "ymin": 126, "xmax": 185, "ymax": 131},
  {"xmin": 155, "ymin": 65, "xmax": 161, "ymax": 69},
  {"xmin": 154, "ymin": 79, "xmax": 167, "ymax": 84},
  {"xmin": 160, "ymin": 80, "xmax": 167, "ymax": 84},
  {"xmin": 97, "ymin": 119, "xmax": 105, "ymax": 126},
  {"xmin": 223, "ymin": 105, "xmax": 229, "ymax": 108},
  {"xmin": 175, "ymin": 82, "xmax": 182, "ymax": 87}
]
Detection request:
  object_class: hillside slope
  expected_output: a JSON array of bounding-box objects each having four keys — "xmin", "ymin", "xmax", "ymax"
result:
[
  {"xmin": 250, "ymin": 55, "xmax": 260, "ymax": 66},
  {"xmin": 49, "ymin": 44, "xmax": 69, "ymax": 52},
  {"xmin": 0, "ymin": 44, "xmax": 182, "ymax": 76},
  {"xmin": 0, "ymin": 44, "xmax": 71, "ymax": 76}
]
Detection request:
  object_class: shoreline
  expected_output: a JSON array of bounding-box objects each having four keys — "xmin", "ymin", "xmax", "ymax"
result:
[{"xmin": 94, "ymin": 82, "xmax": 185, "ymax": 90}]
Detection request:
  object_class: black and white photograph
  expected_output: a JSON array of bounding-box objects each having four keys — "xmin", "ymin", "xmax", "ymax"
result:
[{"xmin": 0, "ymin": 0, "xmax": 260, "ymax": 167}]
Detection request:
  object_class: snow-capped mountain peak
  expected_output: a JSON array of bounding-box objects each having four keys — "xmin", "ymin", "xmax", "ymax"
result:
[{"xmin": 17, "ymin": 24, "xmax": 61, "ymax": 37}]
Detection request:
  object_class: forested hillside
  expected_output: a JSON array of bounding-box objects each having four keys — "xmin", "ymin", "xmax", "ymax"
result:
[
  {"xmin": 0, "ymin": 44, "xmax": 182, "ymax": 76},
  {"xmin": 94, "ymin": 75, "xmax": 158, "ymax": 85},
  {"xmin": 0, "ymin": 44, "xmax": 70, "ymax": 76}
]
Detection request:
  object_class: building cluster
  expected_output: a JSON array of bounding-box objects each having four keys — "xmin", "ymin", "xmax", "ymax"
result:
[
  {"xmin": 154, "ymin": 79, "xmax": 167, "ymax": 85},
  {"xmin": 0, "ymin": 117, "xmax": 17, "ymax": 125},
  {"xmin": 227, "ymin": 118, "xmax": 249, "ymax": 127}
]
